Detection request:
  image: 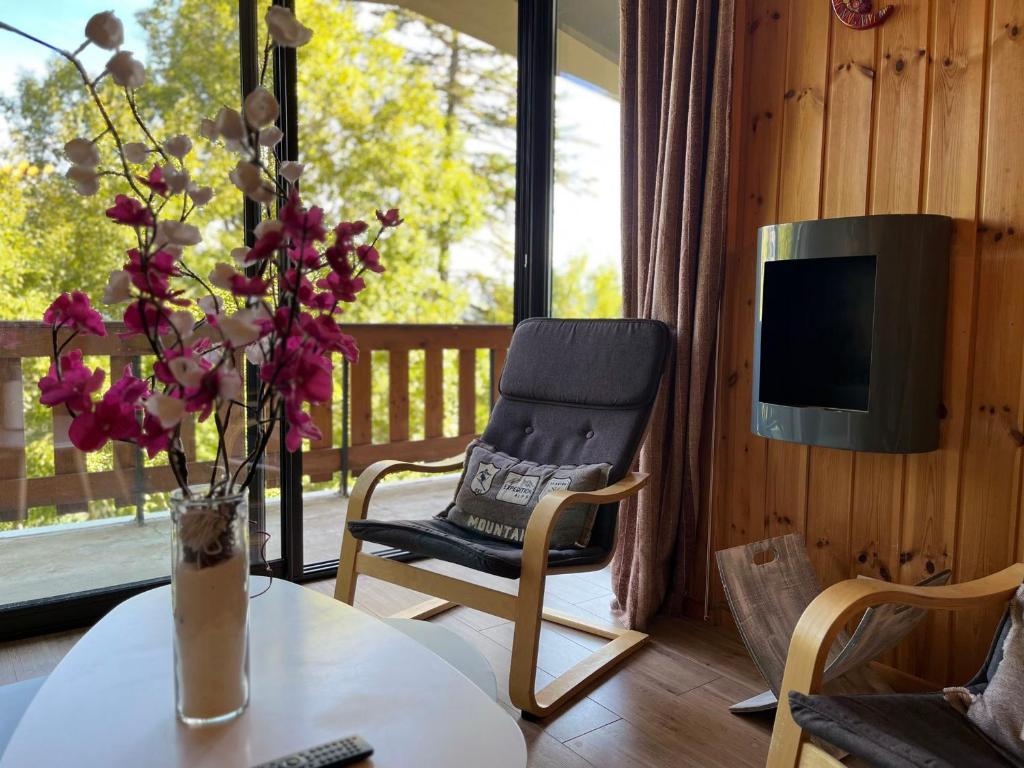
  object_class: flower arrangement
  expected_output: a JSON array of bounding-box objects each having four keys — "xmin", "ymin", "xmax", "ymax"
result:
[{"xmin": 1, "ymin": 6, "xmax": 401, "ymax": 500}]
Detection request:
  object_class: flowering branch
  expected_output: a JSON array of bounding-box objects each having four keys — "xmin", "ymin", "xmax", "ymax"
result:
[{"xmin": 8, "ymin": 6, "xmax": 401, "ymax": 501}]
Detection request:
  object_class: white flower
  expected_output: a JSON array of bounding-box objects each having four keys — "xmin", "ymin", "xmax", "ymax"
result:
[
  {"xmin": 199, "ymin": 118, "xmax": 218, "ymax": 141},
  {"xmin": 243, "ymin": 86, "xmax": 279, "ymax": 129},
  {"xmin": 187, "ymin": 184, "xmax": 213, "ymax": 206},
  {"xmin": 66, "ymin": 165, "xmax": 99, "ymax": 196},
  {"xmin": 245, "ymin": 336, "xmax": 274, "ymax": 365},
  {"xmin": 229, "ymin": 160, "xmax": 262, "ymax": 195},
  {"xmin": 145, "ymin": 393, "xmax": 186, "ymax": 429},
  {"xmin": 214, "ymin": 107, "xmax": 246, "ymax": 143},
  {"xmin": 122, "ymin": 142, "xmax": 149, "ymax": 164},
  {"xmin": 106, "ymin": 51, "xmax": 146, "ymax": 89},
  {"xmin": 167, "ymin": 356, "xmax": 204, "ymax": 388},
  {"xmin": 208, "ymin": 262, "xmax": 237, "ymax": 291},
  {"xmin": 64, "ymin": 138, "xmax": 99, "ymax": 167},
  {"xmin": 157, "ymin": 220, "xmax": 202, "ymax": 247},
  {"xmin": 163, "ymin": 135, "xmax": 192, "ymax": 159},
  {"xmin": 231, "ymin": 246, "xmax": 252, "ymax": 266},
  {"xmin": 265, "ymin": 6, "xmax": 313, "ymax": 47},
  {"xmin": 250, "ymin": 182, "xmax": 276, "ymax": 204},
  {"xmin": 258, "ymin": 126, "xmax": 283, "ymax": 147},
  {"xmin": 280, "ymin": 161, "xmax": 304, "ymax": 184},
  {"xmin": 218, "ymin": 309, "xmax": 262, "ymax": 348},
  {"xmin": 163, "ymin": 165, "xmax": 190, "ymax": 195},
  {"xmin": 254, "ymin": 219, "xmax": 283, "ymax": 238},
  {"xmin": 198, "ymin": 294, "xmax": 223, "ymax": 317},
  {"xmin": 84, "ymin": 11, "xmax": 124, "ymax": 50},
  {"xmin": 102, "ymin": 270, "xmax": 132, "ymax": 304},
  {"xmin": 217, "ymin": 368, "xmax": 243, "ymax": 402},
  {"xmin": 167, "ymin": 310, "xmax": 195, "ymax": 341}
]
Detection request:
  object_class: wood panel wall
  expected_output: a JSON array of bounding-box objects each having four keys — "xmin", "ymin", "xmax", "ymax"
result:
[{"xmin": 711, "ymin": 0, "xmax": 1024, "ymax": 682}]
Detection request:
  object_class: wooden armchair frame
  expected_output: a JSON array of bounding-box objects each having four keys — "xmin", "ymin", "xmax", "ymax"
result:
[
  {"xmin": 766, "ymin": 562, "xmax": 1024, "ymax": 767},
  {"xmin": 334, "ymin": 454, "xmax": 649, "ymax": 718}
]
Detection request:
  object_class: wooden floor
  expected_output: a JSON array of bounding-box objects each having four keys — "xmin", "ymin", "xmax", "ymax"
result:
[{"xmin": 0, "ymin": 564, "xmax": 774, "ymax": 767}]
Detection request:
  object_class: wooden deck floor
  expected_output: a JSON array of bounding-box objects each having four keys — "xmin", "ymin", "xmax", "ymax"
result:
[{"xmin": 0, "ymin": 558, "xmax": 773, "ymax": 767}]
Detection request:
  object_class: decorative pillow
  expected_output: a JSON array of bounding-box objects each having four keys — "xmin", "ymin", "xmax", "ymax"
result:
[
  {"xmin": 442, "ymin": 440, "xmax": 611, "ymax": 549},
  {"xmin": 944, "ymin": 582, "xmax": 1024, "ymax": 765}
]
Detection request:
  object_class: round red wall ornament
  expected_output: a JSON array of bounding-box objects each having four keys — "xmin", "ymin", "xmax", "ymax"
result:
[{"xmin": 831, "ymin": 0, "xmax": 895, "ymax": 29}]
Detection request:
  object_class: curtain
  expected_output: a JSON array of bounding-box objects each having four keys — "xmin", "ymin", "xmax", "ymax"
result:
[{"xmin": 612, "ymin": 0, "xmax": 735, "ymax": 629}]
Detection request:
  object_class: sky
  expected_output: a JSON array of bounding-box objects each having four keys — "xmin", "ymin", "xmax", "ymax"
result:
[{"xmin": 0, "ymin": 1, "xmax": 621, "ymax": 276}]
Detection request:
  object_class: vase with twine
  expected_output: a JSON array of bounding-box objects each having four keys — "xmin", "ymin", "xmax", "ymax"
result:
[{"xmin": 171, "ymin": 490, "xmax": 249, "ymax": 726}]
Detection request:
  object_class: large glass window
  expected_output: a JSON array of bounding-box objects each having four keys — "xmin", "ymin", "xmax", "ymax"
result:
[
  {"xmin": 0, "ymin": 0, "xmax": 247, "ymax": 608},
  {"xmin": 293, "ymin": 1, "xmax": 517, "ymax": 567},
  {"xmin": 552, "ymin": 0, "xmax": 622, "ymax": 318}
]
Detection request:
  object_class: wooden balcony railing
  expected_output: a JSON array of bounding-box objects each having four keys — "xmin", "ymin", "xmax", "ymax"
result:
[{"xmin": 0, "ymin": 322, "xmax": 512, "ymax": 523}]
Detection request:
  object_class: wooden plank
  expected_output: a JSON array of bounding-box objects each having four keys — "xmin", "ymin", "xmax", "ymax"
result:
[
  {"xmin": 458, "ymin": 348, "xmax": 476, "ymax": 437},
  {"xmin": 710, "ymin": 0, "xmax": 790, "ymax": 615},
  {"xmin": 388, "ymin": 349, "xmax": 410, "ymax": 443},
  {"xmin": 765, "ymin": 0, "xmax": 832, "ymax": 539},
  {"xmin": 350, "ymin": 350, "xmax": 373, "ymax": 446},
  {"xmin": 805, "ymin": 14, "xmax": 876, "ymax": 587},
  {"xmin": 0, "ymin": 359, "xmax": 27, "ymax": 522},
  {"xmin": 900, "ymin": 0, "xmax": 988, "ymax": 683},
  {"xmin": 952, "ymin": 0, "xmax": 1024, "ymax": 683},
  {"xmin": 424, "ymin": 347, "xmax": 444, "ymax": 439},
  {"xmin": 52, "ymin": 407, "xmax": 88, "ymax": 516}
]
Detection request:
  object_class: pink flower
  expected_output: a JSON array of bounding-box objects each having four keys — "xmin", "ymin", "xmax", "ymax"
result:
[
  {"xmin": 138, "ymin": 164, "xmax": 168, "ymax": 197},
  {"xmin": 43, "ymin": 291, "xmax": 107, "ymax": 336},
  {"xmin": 262, "ymin": 344, "xmax": 332, "ymax": 406},
  {"xmin": 317, "ymin": 270, "xmax": 365, "ymax": 303},
  {"xmin": 229, "ymin": 274, "xmax": 269, "ymax": 297},
  {"xmin": 124, "ymin": 248, "xmax": 181, "ymax": 300},
  {"xmin": 280, "ymin": 191, "xmax": 326, "ymax": 243},
  {"xmin": 289, "ymin": 241, "xmax": 321, "ymax": 269},
  {"xmin": 105, "ymin": 195, "xmax": 154, "ymax": 227},
  {"xmin": 38, "ymin": 349, "xmax": 105, "ymax": 412},
  {"xmin": 284, "ymin": 400, "xmax": 321, "ymax": 452},
  {"xmin": 185, "ymin": 367, "xmax": 241, "ymax": 422},
  {"xmin": 121, "ymin": 299, "xmax": 171, "ymax": 337},
  {"xmin": 66, "ymin": 368, "xmax": 147, "ymax": 452},
  {"xmin": 300, "ymin": 313, "xmax": 359, "ymax": 362},
  {"xmin": 335, "ymin": 220, "xmax": 368, "ymax": 240},
  {"xmin": 375, "ymin": 208, "xmax": 402, "ymax": 227},
  {"xmin": 356, "ymin": 244, "xmax": 384, "ymax": 273},
  {"xmin": 247, "ymin": 228, "xmax": 286, "ymax": 263},
  {"xmin": 138, "ymin": 412, "xmax": 173, "ymax": 458}
]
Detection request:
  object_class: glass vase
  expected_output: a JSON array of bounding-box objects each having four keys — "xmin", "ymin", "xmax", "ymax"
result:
[{"xmin": 170, "ymin": 489, "xmax": 250, "ymax": 727}]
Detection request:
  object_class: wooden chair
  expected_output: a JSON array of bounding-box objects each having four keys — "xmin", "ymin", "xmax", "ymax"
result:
[
  {"xmin": 333, "ymin": 318, "xmax": 669, "ymax": 717},
  {"xmin": 766, "ymin": 562, "xmax": 1024, "ymax": 767}
]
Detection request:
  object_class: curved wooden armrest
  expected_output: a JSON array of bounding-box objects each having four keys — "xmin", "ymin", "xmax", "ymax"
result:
[
  {"xmin": 346, "ymin": 455, "xmax": 466, "ymax": 523},
  {"xmin": 521, "ymin": 472, "xmax": 649, "ymax": 567},
  {"xmin": 767, "ymin": 562, "xmax": 1024, "ymax": 767}
]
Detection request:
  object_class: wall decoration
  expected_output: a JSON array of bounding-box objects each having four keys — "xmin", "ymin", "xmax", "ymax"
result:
[{"xmin": 831, "ymin": 0, "xmax": 894, "ymax": 30}]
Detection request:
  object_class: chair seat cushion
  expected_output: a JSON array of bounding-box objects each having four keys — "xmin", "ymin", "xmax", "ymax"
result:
[
  {"xmin": 347, "ymin": 518, "xmax": 607, "ymax": 579},
  {"xmin": 788, "ymin": 691, "xmax": 1015, "ymax": 768}
]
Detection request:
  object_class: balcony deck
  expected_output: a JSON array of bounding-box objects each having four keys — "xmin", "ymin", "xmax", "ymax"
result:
[{"xmin": 1, "ymin": 475, "xmax": 459, "ymax": 606}]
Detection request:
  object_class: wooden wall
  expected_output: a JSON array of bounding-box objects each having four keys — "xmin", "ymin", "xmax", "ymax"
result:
[{"xmin": 710, "ymin": 0, "xmax": 1024, "ymax": 682}]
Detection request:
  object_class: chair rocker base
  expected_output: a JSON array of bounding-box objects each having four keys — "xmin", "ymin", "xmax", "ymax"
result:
[{"xmin": 340, "ymin": 554, "xmax": 648, "ymax": 719}]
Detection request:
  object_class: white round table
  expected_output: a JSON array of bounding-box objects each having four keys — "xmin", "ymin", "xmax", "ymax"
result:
[{"xmin": 0, "ymin": 578, "xmax": 526, "ymax": 768}]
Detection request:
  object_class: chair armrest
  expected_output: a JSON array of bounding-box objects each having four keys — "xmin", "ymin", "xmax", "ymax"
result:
[
  {"xmin": 767, "ymin": 563, "xmax": 1024, "ymax": 767},
  {"xmin": 520, "ymin": 472, "xmax": 649, "ymax": 572},
  {"xmin": 345, "ymin": 455, "xmax": 466, "ymax": 524}
]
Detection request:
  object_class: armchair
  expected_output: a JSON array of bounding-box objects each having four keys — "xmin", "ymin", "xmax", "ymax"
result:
[
  {"xmin": 766, "ymin": 563, "xmax": 1024, "ymax": 767},
  {"xmin": 333, "ymin": 318, "xmax": 670, "ymax": 717}
]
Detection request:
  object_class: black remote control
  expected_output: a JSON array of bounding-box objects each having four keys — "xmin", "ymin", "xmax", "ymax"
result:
[{"xmin": 253, "ymin": 735, "xmax": 374, "ymax": 768}]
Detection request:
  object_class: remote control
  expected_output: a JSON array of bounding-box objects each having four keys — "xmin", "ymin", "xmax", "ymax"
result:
[{"xmin": 253, "ymin": 735, "xmax": 374, "ymax": 768}]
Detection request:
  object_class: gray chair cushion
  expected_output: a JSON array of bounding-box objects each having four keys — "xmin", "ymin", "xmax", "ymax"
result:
[
  {"xmin": 0, "ymin": 676, "xmax": 45, "ymax": 754},
  {"xmin": 348, "ymin": 518, "xmax": 606, "ymax": 579},
  {"xmin": 348, "ymin": 319, "xmax": 670, "ymax": 577},
  {"xmin": 788, "ymin": 691, "xmax": 1014, "ymax": 768}
]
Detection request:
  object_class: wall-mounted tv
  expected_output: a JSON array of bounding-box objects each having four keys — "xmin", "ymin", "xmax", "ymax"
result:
[
  {"xmin": 759, "ymin": 254, "xmax": 876, "ymax": 412},
  {"xmin": 751, "ymin": 215, "xmax": 952, "ymax": 454}
]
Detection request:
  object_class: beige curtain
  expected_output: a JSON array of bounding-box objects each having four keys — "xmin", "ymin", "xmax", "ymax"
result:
[{"xmin": 612, "ymin": 0, "xmax": 735, "ymax": 629}]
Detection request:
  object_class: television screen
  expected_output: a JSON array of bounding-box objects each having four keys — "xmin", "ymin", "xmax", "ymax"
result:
[{"xmin": 759, "ymin": 254, "xmax": 876, "ymax": 411}]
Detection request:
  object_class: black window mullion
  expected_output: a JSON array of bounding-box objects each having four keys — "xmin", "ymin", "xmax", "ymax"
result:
[{"xmin": 514, "ymin": 0, "xmax": 557, "ymax": 324}]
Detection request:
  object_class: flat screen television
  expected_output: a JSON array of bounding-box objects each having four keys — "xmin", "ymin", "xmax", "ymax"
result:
[{"xmin": 758, "ymin": 254, "xmax": 876, "ymax": 412}]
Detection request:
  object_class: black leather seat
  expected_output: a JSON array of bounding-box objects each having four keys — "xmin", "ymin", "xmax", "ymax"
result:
[
  {"xmin": 789, "ymin": 611, "xmax": 1016, "ymax": 768},
  {"xmin": 348, "ymin": 318, "xmax": 670, "ymax": 578}
]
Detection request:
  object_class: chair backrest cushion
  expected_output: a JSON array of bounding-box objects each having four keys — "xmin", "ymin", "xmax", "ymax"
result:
[{"xmin": 482, "ymin": 318, "xmax": 670, "ymax": 553}]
